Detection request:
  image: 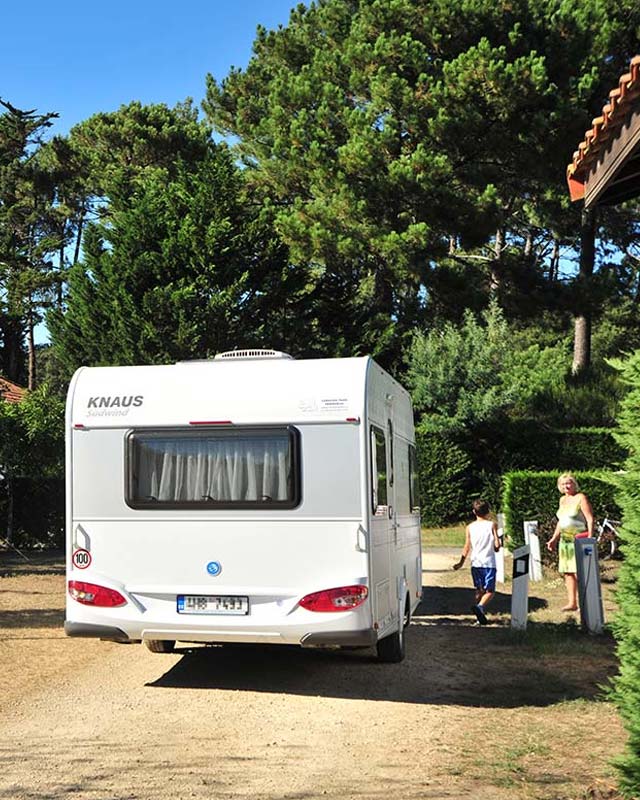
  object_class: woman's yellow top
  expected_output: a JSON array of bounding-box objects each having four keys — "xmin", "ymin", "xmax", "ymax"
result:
[{"xmin": 557, "ymin": 497, "xmax": 587, "ymax": 541}]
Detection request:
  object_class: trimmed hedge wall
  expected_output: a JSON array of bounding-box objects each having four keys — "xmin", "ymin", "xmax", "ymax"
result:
[
  {"xmin": 416, "ymin": 422, "xmax": 626, "ymax": 525},
  {"xmin": 415, "ymin": 430, "xmax": 472, "ymax": 525},
  {"xmin": 546, "ymin": 427, "xmax": 627, "ymax": 471},
  {"xmin": 501, "ymin": 470, "xmax": 620, "ymax": 549}
]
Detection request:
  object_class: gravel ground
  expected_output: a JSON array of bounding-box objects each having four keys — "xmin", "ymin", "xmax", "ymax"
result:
[{"xmin": 0, "ymin": 548, "xmax": 625, "ymax": 800}]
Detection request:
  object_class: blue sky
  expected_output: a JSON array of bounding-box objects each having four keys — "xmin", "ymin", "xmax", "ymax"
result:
[{"xmin": 2, "ymin": 0, "xmax": 301, "ymax": 136}]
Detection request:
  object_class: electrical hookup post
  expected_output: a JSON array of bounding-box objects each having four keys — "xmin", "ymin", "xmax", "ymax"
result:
[
  {"xmin": 511, "ymin": 545, "xmax": 530, "ymax": 631},
  {"xmin": 523, "ymin": 520, "xmax": 543, "ymax": 582},
  {"xmin": 575, "ymin": 538, "xmax": 605, "ymax": 635}
]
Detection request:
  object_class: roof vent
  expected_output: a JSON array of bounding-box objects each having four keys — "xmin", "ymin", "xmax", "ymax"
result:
[{"xmin": 214, "ymin": 349, "xmax": 293, "ymax": 361}]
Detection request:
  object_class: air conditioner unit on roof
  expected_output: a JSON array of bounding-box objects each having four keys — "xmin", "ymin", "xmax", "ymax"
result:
[{"xmin": 214, "ymin": 349, "xmax": 293, "ymax": 361}]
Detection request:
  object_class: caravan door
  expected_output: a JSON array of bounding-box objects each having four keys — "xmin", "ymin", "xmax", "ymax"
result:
[{"xmin": 370, "ymin": 418, "xmax": 396, "ymax": 635}]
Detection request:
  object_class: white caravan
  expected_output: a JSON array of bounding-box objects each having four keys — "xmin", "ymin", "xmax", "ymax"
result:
[{"xmin": 64, "ymin": 351, "xmax": 422, "ymax": 662}]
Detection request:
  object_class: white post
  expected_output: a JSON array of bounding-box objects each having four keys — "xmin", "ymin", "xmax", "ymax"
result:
[
  {"xmin": 511, "ymin": 544, "xmax": 530, "ymax": 630},
  {"xmin": 523, "ymin": 520, "xmax": 543, "ymax": 582},
  {"xmin": 495, "ymin": 512, "xmax": 505, "ymax": 584}
]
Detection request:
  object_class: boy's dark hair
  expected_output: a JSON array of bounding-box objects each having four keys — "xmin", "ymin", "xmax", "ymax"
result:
[{"xmin": 472, "ymin": 499, "xmax": 490, "ymax": 517}]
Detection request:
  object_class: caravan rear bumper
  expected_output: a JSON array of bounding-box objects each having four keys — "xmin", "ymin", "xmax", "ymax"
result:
[
  {"xmin": 300, "ymin": 629, "xmax": 376, "ymax": 648},
  {"xmin": 136, "ymin": 625, "xmax": 376, "ymax": 648},
  {"xmin": 64, "ymin": 621, "xmax": 134, "ymax": 643}
]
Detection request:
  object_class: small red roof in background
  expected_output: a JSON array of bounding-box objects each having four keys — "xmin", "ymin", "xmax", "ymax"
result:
[
  {"xmin": 0, "ymin": 377, "xmax": 26, "ymax": 403},
  {"xmin": 567, "ymin": 55, "xmax": 640, "ymax": 201}
]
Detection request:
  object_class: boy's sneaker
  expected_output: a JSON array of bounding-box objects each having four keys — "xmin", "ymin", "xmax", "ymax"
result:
[{"xmin": 472, "ymin": 604, "xmax": 488, "ymax": 625}]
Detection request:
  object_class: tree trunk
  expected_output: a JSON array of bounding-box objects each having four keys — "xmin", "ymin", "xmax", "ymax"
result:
[
  {"xmin": 73, "ymin": 211, "xmax": 85, "ymax": 266},
  {"xmin": 549, "ymin": 236, "xmax": 560, "ymax": 282},
  {"xmin": 27, "ymin": 308, "xmax": 36, "ymax": 390},
  {"xmin": 572, "ymin": 207, "xmax": 596, "ymax": 376},
  {"xmin": 524, "ymin": 230, "xmax": 533, "ymax": 258},
  {"xmin": 490, "ymin": 227, "xmax": 505, "ymax": 293}
]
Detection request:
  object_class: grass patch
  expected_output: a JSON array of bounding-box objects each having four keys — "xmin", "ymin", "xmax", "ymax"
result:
[
  {"xmin": 422, "ymin": 525, "xmax": 466, "ymax": 548},
  {"xmin": 498, "ymin": 621, "xmax": 615, "ymax": 656}
]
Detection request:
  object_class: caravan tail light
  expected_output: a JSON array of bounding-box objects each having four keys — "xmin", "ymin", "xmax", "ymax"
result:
[
  {"xmin": 299, "ymin": 585, "xmax": 368, "ymax": 613},
  {"xmin": 68, "ymin": 581, "xmax": 127, "ymax": 607}
]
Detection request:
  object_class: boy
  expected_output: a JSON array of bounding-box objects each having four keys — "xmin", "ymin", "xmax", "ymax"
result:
[{"xmin": 453, "ymin": 499, "xmax": 501, "ymax": 625}]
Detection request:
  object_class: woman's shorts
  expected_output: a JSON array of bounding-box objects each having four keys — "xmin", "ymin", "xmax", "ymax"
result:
[{"xmin": 471, "ymin": 566, "xmax": 497, "ymax": 592}]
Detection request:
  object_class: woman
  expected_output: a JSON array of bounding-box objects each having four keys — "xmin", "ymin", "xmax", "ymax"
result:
[{"xmin": 546, "ymin": 473, "xmax": 594, "ymax": 611}]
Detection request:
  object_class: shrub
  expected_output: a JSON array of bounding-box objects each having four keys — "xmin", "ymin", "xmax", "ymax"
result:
[
  {"xmin": 0, "ymin": 478, "xmax": 64, "ymax": 549},
  {"xmin": 415, "ymin": 429, "xmax": 471, "ymax": 525},
  {"xmin": 413, "ymin": 421, "xmax": 625, "ymax": 526},
  {"xmin": 407, "ymin": 301, "xmax": 564, "ymax": 434},
  {"xmin": 499, "ymin": 424, "xmax": 626, "ymax": 472},
  {"xmin": 609, "ymin": 350, "xmax": 640, "ymax": 797},
  {"xmin": 550, "ymin": 428, "xmax": 627, "ymax": 470},
  {"xmin": 501, "ymin": 470, "xmax": 619, "ymax": 549},
  {"xmin": 0, "ymin": 386, "xmax": 64, "ymax": 548}
]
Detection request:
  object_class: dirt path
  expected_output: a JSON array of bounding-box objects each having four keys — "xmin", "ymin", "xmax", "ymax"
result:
[{"xmin": 0, "ymin": 549, "xmax": 624, "ymax": 800}]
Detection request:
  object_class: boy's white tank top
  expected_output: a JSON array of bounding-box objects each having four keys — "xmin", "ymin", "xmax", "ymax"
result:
[{"xmin": 469, "ymin": 519, "xmax": 496, "ymax": 568}]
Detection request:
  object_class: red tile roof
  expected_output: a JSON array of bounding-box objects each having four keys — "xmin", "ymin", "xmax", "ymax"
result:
[
  {"xmin": 0, "ymin": 377, "xmax": 26, "ymax": 403},
  {"xmin": 567, "ymin": 55, "xmax": 640, "ymax": 201}
]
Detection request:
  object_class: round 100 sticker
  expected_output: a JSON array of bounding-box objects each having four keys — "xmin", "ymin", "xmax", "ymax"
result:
[{"xmin": 72, "ymin": 548, "xmax": 92, "ymax": 569}]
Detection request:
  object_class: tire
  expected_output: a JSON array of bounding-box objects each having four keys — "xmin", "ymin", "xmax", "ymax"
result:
[
  {"xmin": 376, "ymin": 597, "xmax": 409, "ymax": 663},
  {"xmin": 144, "ymin": 639, "xmax": 176, "ymax": 653}
]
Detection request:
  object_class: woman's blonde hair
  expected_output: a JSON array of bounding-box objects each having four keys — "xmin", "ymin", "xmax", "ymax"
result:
[{"xmin": 557, "ymin": 472, "xmax": 579, "ymax": 492}]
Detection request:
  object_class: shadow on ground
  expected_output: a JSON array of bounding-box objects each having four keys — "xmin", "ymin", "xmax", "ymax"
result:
[
  {"xmin": 148, "ymin": 585, "xmax": 615, "ymax": 708},
  {"xmin": 421, "ymin": 584, "xmax": 547, "ymax": 623},
  {"xmin": 0, "ymin": 608, "xmax": 64, "ymax": 629},
  {"xmin": 0, "ymin": 551, "xmax": 65, "ymax": 578}
]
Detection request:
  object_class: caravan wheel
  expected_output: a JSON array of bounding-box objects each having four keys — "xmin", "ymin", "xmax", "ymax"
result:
[
  {"xmin": 145, "ymin": 639, "xmax": 176, "ymax": 653},
  {"xmin": 376, "ymin": 598, "xmax": 409, "ymax": 663}
]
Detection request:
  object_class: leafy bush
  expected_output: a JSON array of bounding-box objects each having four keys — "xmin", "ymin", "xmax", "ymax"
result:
[
  {"xmin": 0, "ymin": 385, "xmax": 65, "ymax": 548},
  {"xmin": 407, "ymin": 301, "xmax": 564, "ymax": 434},
  {"xmin": 609, "ymin": 350, "xmax": 640, "ymax": 797},
  {"xmin": 407, "ymin": 304, "xmax": 624, "ymax": 526},
  {"xmin": 501, "ymin": 470, "xmax": 619, "ymax": 549}
]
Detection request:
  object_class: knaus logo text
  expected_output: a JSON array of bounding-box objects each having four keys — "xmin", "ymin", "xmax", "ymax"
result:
[{"xmin": 86, "ymin": 395, "xmax": 144, "ymax": 417}]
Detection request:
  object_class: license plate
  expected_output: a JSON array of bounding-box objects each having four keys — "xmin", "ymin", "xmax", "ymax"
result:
[{"xmin": 177, "ymin": 595, "xmax": 249, "ymax": 615}]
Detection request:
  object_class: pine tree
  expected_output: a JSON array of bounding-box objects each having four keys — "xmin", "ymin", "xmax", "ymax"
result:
[{"xmin": 0, "ymin": 100, "xmax": 60, "ymax": 386}]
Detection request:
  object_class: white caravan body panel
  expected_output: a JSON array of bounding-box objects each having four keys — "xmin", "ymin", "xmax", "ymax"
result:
[{"xmin": 64, "ymin": 356, "xmax": 421, "ymax": 649}]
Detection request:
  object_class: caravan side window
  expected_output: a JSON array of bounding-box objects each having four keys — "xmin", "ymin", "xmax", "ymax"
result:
[
  {"xmin": 395, "ymin": 442, "xmax": 410, "ymax": 515},
  {"xmin": 126, "ymin": 426, "xmax": 300, "ymax": 510},
  {"xmin": 370, "ymin": 426, "xmax": 387, "ymax": 514},
  {"xmin": 409, "ymin": 444, "xmax": 420, "ymax": 514}
]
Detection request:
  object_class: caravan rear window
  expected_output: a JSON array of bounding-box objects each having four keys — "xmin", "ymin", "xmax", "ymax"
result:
[{"xmin": 126, "ymin": 427, "xmax": 300, "ymax": 509}]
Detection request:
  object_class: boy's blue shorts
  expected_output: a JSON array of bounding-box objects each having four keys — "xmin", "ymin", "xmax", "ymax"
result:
[{"xmin": 471, "ymin": 567, "xmax": 497, "ymax": 592}]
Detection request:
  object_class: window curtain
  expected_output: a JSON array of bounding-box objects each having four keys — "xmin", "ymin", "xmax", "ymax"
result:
[{"xmin": 135, "ymin": 436, "xmax": 291, "ymax": 503}]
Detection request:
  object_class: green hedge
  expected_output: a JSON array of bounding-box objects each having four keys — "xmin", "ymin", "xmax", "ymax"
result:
[
  {"xmin": 498, "ymin": 424, "xmax": 626, "ymax": 472},
  {"xmin": 0, "ymin": 478, "xmax": 64, "ymax": 549},
  {"xmin": 415, "ymin": 430, "xmax": 472, "ymax": 525},
  {"xmin": 415, "ymin": 422, "xmax": 625, "ymax": 526},
  {"xmin": 501, "ymin": 470, "xmax": 619, "ymax": 548},
  {"xmin": 546, "ymin": 427, "xmax": 626, "ymax": 471}
]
